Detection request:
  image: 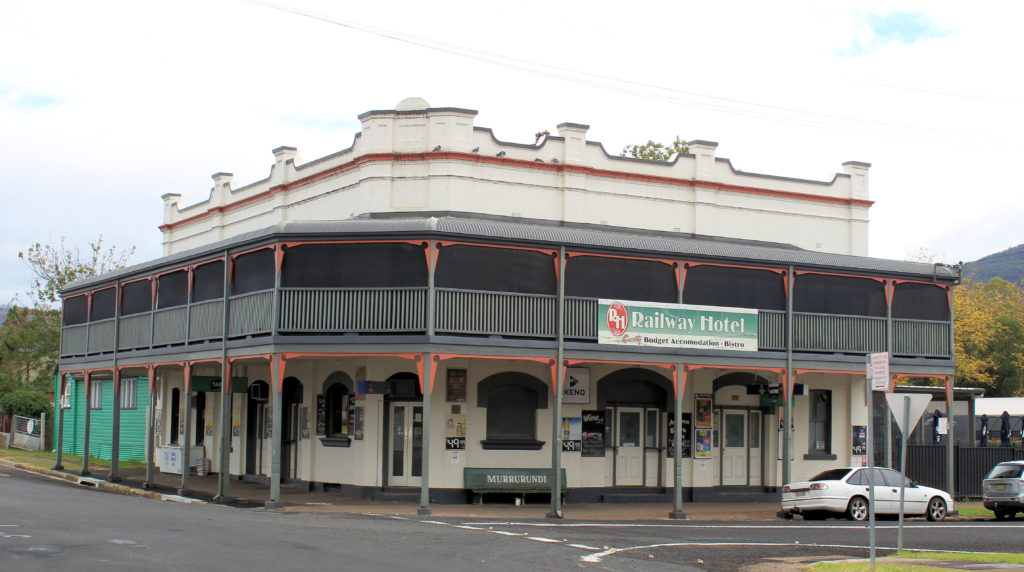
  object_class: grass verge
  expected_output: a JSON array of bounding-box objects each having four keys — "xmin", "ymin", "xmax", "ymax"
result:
[
  {"xmin": 811, "ymin": 551, "xmax": 1024, "ymax": 571},
  {"xmin": 0, "ymin": 448, "xmax": 145, "ymax": 471}
]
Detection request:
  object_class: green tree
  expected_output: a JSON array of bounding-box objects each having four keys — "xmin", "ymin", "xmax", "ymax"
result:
[
  {"xmin": 3, "ymin": 237, "xmax": 135, "ymax": 413},
  {"xmin": 621, "ymin": 136, "xmax": 689, "ymax": 162},
  {"xmin": 0, "ymin": 306, "xmax": 60, "ymax": 395},
  {"xmin": 18, "ymin": 235, "xmax": 135, "ymax": 308},
  {"xmin": 0, "ymin": 387, "xmax": 52, "ymax": 417}
]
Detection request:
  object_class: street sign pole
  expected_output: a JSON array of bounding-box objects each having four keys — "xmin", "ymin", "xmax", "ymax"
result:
[
  {"xmin": 885, "ymin": 391, "xmax": 932, "ymax": 553},
  {"xmin": 898, "ymin": 395, "xmax": 910, "ymax": 551}
]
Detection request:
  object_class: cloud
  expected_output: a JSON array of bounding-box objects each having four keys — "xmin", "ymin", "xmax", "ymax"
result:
[
  {"xmin": 0, "ymin": 85, "xmax": 64, "ymax": 110},
  {"xmin": 839, "ymin": 10, "xmax": 950, "ymax": 56}
]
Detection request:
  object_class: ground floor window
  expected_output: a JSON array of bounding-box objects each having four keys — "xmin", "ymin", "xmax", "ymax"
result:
[
  {"xmin": 478, "ymin": 373, "xmax": 547, "ymax": 450},
  {"xmin": 808, "ymin": 389, "xmax": 832, "ymax": 456},
  {"xmin": 89, "ymin": 379, "xmax": 103, "ymax": 409},
  {"xmin": 119, "ymin": 377, "xmax": 137, "ymax": 409},
  {"xmin": 325, "ymin": 383, "xmax": 351, "ymax": 438}
]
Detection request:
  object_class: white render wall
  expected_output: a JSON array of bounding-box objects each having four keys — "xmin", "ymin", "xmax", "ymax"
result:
[{"xmin": 160, "ymin": 99, "xmax": 872, "ymax": 257}]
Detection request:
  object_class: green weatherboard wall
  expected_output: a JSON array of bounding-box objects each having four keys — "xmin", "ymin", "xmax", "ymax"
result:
[{"xmin": 55, "ymin": 377, "xmax": 150, "ymax": 461}]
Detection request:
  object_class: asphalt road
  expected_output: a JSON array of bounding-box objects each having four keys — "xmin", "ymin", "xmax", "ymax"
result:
[{"xmin": 2, "ymin": 464, "xmax": 1023, "ymax": 571}]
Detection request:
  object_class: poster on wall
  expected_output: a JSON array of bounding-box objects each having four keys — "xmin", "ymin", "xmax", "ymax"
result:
[
  {"xmin": 446, "ymin": 369, "xmax": 467, "ymax": 402},
  {"xmin": 852, "ymin": 425, "xmax": 866, "ymax": 456},
  {"xmin": 581, "ymin": 410, "xmax": 605, "ymax": 457},
  {"xmin": 353, "ymin": 405, "xmax": 365, "ymax": 440},
  {"xmin": 316, "ymin": 394, "xmax": 326, "ymax": 436},
  {"xmin": 445, "ymin": 413, "xmax": 466, "ymax": 450},
  {"xmin": 299, "ymin": 407, "xmax": 310, "ymax": 439},
  {"xmin": 562, "ymin": 417, "xmax": 582, "ymax": 452},
  {"xmin": 562, "ymin": 368, "xmax": 591, "ymax": 404},
  {"xmin": 667, "ymin": 412, "xmax": 692, "ymax": 458},
  {"xmin": 695, "ymin": 428, "xmax": 712, "ymax": 458},
  {"xmin": 232, "ymin": 397, "xmax": 241, "ymax": 437},
  {"xmin": 695, "ymin": 394, "xmax": 713, "ymax": 428}
]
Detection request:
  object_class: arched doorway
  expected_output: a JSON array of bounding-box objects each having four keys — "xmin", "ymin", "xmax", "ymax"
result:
[
  {"xmin": 245, "ymin": 380, "xmax": 269, "ymax": 475},
  {"xmin": 281, "ymin": 377, "xmax": 304, "ymax": 480},
  {"xmin": 712, "ymin": 372, "xmax": 774, "ymax": 486},
  {"xmin": 597, "ymin": 368, "xmax": 671, "ymax": 487}
]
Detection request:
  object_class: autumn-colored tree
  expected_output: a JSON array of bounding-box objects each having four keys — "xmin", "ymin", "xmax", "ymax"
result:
[
  {"xmin": 621, "ymin": 136, "xmax": 689, "ymax": 162},
  {"xmin": 954, "ymin": 277, "xmax": 1024, "ymax": 396}
]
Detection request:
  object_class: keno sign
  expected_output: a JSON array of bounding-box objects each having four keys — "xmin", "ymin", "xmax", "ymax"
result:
[{"xmin": 598, "ymin": 299, "xmax": 758, "ymax": 351}]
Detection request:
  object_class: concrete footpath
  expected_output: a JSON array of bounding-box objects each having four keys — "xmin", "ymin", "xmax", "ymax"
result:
[
  {"xmin": 1, "ymin": 457, "xmax": 988, "ymax": 522},
  {"xmin": 1, "ymin": 458, "xmax": 782, "ymax": 520}
]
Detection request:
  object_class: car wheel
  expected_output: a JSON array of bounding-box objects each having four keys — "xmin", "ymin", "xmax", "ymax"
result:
[
  {"xmin": 926, "ymin": 497, "xmax": 946, "ymax": 521},
  {"xmin": 846, "ymin": 496, "xmax": 869, "ymax": 521},
  {"xmin": 994, "ymin": 509, "xmax": 1009, "ymax": 521}
]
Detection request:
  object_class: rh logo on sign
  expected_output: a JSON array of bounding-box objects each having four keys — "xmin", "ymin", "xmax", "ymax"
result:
[{"xmin": 606, "ymin": 302, "xmax": 628, "ymax": 336}]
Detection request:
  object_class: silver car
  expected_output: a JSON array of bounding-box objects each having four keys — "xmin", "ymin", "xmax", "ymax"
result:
[{"xmin": 982, "ymin": 460, "xmax": 1024, "ymax": 520}]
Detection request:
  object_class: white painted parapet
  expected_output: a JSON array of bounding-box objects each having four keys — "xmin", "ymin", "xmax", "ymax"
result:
[{"xmin": 160, "ymin": 97, "xmax": 872, "ymax": 257}]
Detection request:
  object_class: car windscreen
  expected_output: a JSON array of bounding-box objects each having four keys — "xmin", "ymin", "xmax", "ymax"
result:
[
  {"xmin": 987, "ymin": 464, "xmax": 1024, "ymax": 479},
  {"xmin": 808, "ymin": 468, "xmax": 852, "ymax": 482}
]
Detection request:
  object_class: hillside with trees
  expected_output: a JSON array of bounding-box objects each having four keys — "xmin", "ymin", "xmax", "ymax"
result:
[{"xmin": 964, "ymin": 243, "xmax": 1024, "ymax": 284}]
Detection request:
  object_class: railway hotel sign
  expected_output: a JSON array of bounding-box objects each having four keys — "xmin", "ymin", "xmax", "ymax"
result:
[{"xmin": 599, "ymin": 299, "xmax": 758, "ymax": 351}]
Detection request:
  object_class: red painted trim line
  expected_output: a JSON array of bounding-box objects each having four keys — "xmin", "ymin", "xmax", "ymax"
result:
[{"xmin": 160, "ymin": 152, "xmax": 873, "ymax": 232}]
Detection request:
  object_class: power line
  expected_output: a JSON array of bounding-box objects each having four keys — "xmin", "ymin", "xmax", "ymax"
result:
[{"xmin": 245, "ymin": 0, "xmax": 1021, "ymax": 147}]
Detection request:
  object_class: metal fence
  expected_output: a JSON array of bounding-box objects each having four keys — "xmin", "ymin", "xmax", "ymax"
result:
[
  {"xmin": 10, "ymin": 414, "xmax": 46, "ymax": 452},
  {"xmin": 897, "ymin": 444, "xmax": 1024, "ymax": 499}
]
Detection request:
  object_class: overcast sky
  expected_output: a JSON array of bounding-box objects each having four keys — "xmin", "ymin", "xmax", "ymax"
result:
[{"xmin": 2, "ymin": 0, "xmax": 1021, "ymax": 305}]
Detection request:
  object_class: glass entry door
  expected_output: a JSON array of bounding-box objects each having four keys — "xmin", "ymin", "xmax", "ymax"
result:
[
  {"xmin": 721, "ymin": 409, "xmax": 748, "ymax": 485},
  {"xmin": 389, "ymin": 404, "xmax": 423, "ymax": 487},
  {"xmin": 615, "ymin": 408, "xmax": 644, "ymax": 486}
]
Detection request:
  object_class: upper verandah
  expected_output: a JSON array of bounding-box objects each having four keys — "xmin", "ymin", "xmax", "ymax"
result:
[{"xmin": 159, "ymin": 97, "xmax": 872, "ymax": 257}]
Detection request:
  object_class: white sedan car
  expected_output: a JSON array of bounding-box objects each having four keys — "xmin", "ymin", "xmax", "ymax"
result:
[{"xmin": 782, "ymin": 467, "xmax": 953, "ymax": 521}]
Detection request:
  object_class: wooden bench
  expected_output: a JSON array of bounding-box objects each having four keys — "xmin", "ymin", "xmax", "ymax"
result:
[{"xmin": 463, "ymin": 468, "xmax": 568, "ymax": 504}]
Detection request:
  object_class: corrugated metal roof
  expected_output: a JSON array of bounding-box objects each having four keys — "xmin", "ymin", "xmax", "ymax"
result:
[{"xmin": 63, "ymin": 215, "xmax": 958, "ymax": 293}]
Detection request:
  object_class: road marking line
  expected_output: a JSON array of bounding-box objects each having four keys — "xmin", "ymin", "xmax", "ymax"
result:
[
  {"xmin": 567, "ymin": 543, "xmax": 599, "ymax": 550},
  {"xmin": 465, "ymin": 521, "xmax": 1002, "ymax": 530},
  {"xmin": 453, "ymin": 525, "xmax": 483, "ymax": 530},
  {"xmin": 491, "ymin": 531, "xmax": 527, "ymax": 537},
  {"xmin": 525, "ymin": 536, "xmax": 562, "ymax": 543},
  {"xmin": 0, "ymin": 532, "xmax": 32, "ymax": 539}
]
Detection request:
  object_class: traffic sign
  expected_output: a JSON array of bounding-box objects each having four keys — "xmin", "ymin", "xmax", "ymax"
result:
[{"xmin": 886, "ymin": 393, "xmax": 932, "ymax": 437}]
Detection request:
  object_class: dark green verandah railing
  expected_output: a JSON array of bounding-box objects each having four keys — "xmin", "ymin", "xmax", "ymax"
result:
[{"xmin": 60, "ymin": 287, "xmax": 952, "ymax": 359}]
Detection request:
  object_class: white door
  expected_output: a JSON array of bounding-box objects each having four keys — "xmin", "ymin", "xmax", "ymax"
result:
[
  {"xmin": 748, "ymin": 411, "xmax": 762, "ymax": 485},
  {"xmin": 722, "ymin": 409, "xmax": 748, "ymax": 485},
  {"xmin": 388, "ymin": 404, "xmax": 423, "ymax": 487},
  {"xmin": 616, "ymin": 408, "xmax": 644, "ymax": 486}
]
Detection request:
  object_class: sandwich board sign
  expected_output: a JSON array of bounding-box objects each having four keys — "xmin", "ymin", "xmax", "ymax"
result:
[{"xmin": 885, "ymin": 393, "xmax": 932, "ymax": 437}]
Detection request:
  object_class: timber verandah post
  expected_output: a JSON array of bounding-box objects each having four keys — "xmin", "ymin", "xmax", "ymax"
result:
[
  {"xmin": 266, "ymin": 353, "xmax": 284, "ymax": 509},
  {"xmin": 547, "ymin": 246, "xmax": 565, "ymax": 520},
  {"xmin": 81, "ymin": 370, "xmax": 92, "ymax": 477},
  {"xmin": 418, "ymin": 353, "xmax": 432, "ymax": 516},
  {"xmin": 670, "ymin": 364, "xmax": 687, "ymax": 520},
  {"xmin": 215, "ymin": 247, "xmax": 233, "ymax": 504},
  {"xmin": 53, "ymin": 373, "xmax": 68, "ymax": 471},
  {"xmin": 143, "ymin": 364, "xmax": 156, "ymax": 489},
  {"xmin": 179, "ymin": 362, "xmax": 193, "ymax": 496},
  {"xmin": 109, "ymin": 278, "xmax": 123, "ymax": 482}
]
